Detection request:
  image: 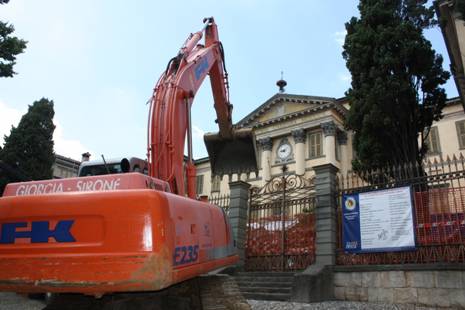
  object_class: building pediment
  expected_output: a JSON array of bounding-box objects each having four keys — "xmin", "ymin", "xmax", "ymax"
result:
[{"xmin": 236, "ymin": 93, "xmax": 346, "ymax": 129}]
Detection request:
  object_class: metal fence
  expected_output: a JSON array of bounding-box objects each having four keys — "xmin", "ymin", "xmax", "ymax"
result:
[
  {"xmin": 245, "ymin": 173, "xmax": 316, "ymax": 271},
  {"xmin": 209, "ymin": 193, "xmax": 230, "ymax": 214},
  {"xmin": 337, "ymin": 154, "xmax": 465, "ymax": 265}
]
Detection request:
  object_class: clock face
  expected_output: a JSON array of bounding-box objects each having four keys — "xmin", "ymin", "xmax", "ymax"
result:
[{"xmin": 277, "ymin": 143, "xmax": 292, "ymax": 159}]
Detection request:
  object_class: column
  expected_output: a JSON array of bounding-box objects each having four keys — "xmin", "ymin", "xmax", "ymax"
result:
[
  {"xmin": 321, "ymin": 121, "xmax": 337, "ymax": 166},
  {"xmin": 258, "ymin": 137, "xmax": 273, "ymax": 182},
  {"xmin": 337, "ymin": 131, "xmax": 348, "ymax": 172},
  {"xmin": 292, "ymin": 163, "xmax": 339, "ymax": 303},
  {"xmin": 228, "ymin": 181, "xmax": 251, "ymax": 265},
  {"xmin": 313, "ymin": 163, "xmax": 339, "ymax": 266},
  {"xmin": 292, "ymin": 128, "xmax": 306, "ymax": 176}
]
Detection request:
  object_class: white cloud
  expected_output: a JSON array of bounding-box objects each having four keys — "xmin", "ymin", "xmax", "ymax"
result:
[
  {"xmin": 0, "ymin": 100, "xmax": 90, "ymax": 161},
  {"xmin": 339, "ymin": 73, "xmax": 351, "ymax": 83},
  {"xmin": 53, "ymin": 121, "xmax": 91, "ymax": 161},
  {"xmin": 334, "ymin": 30, "xmax": 347, "ymax": 46},
  {"xmin": 0, "ymin": 100, "xmax": 24, "ymax": 146},
  {"xmin": 192, "ymin": 125, "xmax": 205, "ymax": 140}
]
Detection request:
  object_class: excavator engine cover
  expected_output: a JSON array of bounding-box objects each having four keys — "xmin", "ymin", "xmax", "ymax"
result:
[{"xmin": 204, "ymin": 128, "xmax": 258, "ymax": 176}]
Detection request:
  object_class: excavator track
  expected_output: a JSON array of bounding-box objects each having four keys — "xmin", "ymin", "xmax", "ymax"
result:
[{"xmin": 42, "ymin": 274, "xmax": 250, "ymax": 310}]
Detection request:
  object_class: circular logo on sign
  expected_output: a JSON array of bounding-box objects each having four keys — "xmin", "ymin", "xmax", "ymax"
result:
[{"xmin": 345, "ymin": 196, "xmax": 356, "ymax": 211}]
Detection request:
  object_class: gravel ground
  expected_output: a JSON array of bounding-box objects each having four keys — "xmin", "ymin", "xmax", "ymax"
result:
[
  {"xmin": 0, "ymin": 293, "xmax": 44, "ymax": 310},
  {"xmin": 247, "ymin": 300, "xmax": 439, "ymax": 310},
  {"xmin": 0, "ymin": 293, "xmax": 445, "ymax": 310}
]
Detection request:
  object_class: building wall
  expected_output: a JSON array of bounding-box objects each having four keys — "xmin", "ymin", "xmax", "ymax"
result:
[
  {"xmin": 333, "ymin": 268, "xmax": 465, "ymax": 308},
  {"xmin": 53, "ymin": 155, "xmax": 80, "ymax": 179},
  {"xmin": 195, "ymin": 95, "xmax": 465, "ymax": 198},
  {"xmin": 427, "ymin": 102, "xmax": 465, "ymax": 159}
]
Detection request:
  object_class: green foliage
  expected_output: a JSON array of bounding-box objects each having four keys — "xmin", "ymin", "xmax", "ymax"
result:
[
  {"xmin": 0, "ymin": 99, "xmax": 56, "ymax": 194},
  {"xmin": 343, "ymin": 0, "xmax": 450, "ymax": 172},
  {"xmin": 457, "ymin": 0, "xmax": 465, "ymax": 21},
  {"xmin": 0, "ymin": 21, "xmax": 27, "ymax": 77}
]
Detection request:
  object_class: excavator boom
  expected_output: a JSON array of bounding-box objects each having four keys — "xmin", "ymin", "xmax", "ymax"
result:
[{"xmin": 148, "ymin": 17, "xmax": 257, "ymax": 197}]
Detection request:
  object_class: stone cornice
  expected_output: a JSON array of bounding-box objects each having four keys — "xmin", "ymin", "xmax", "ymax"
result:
[
  {"xmin": 236, "ymin": 102, "xmax": 347, "ymax": 130},
  {"xmin": 236, "ymin": 93, "xmax": 339, "ymax": 128}
]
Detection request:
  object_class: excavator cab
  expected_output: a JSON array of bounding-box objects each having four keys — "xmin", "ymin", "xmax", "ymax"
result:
[{"xmin": 204, "ymin": 128, "xmax": 258, "ymax": 177}]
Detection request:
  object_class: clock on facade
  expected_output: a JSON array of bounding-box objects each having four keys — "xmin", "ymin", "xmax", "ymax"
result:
[{"xmin": 277, "ymin": 139, "xmax": 293, "ymax": 161}]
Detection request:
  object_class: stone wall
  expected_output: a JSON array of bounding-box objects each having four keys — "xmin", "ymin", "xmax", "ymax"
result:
[{"xmin": 333, "ymin": 265, "xmax": 465, "ymax": 308}]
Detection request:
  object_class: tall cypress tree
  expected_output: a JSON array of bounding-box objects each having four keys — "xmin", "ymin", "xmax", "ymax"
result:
[
  {"xmin": 343, "ymin": 0, "xmax": 450, "ymax": 172},
  {"xmin": 457, "ymin": 0, "xmax": 465, "ymax": 20},
  {"xmin": 0, "ymin": 99, "xmax": 55, "ymax": 194}
]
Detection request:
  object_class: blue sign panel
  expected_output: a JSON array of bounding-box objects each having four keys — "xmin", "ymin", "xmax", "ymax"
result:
[
  {"xmin": 342, "ymin": 194, "xmax": 361, "ymax": 252},
  {"xmin": 342, "ymin": 186, "xmax": 415, "ymax": 253}
]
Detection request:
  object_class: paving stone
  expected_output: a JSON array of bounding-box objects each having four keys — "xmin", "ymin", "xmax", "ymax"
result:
[
  {"xmin": 417, "ymin": 288, "xmax": 434, "ymax": 307},
  {"xmin": 431, "ymin": 288, "xmax": 450, "ymax": 308},
  {"xmin": 367, "ymin": 287, "xmax": 381, "ymax": 302},
  {"xmin": 359, "ymin": 287, "xmax": 368, "ymax": 302},
  {"xmin": 333, "ymin": 272, "xmax": 350, "ymax": 287},
  {"xmin": 405, "ymin": 271, "xmax": 435, "ymax": 288},
  {"xmin": 393, "ymin": 288, "xmax": 417, "ymax": 304},
  {"xmin": 349, "ymin": 272, "xmax": 362, "ymax": 287},
  {"xmin": 449, "ymin": 288, "xmax": 465, "ymax": 308},
  {"xmin": 380, "ymin": 271, "xmax": 406, "ymax": 288},
  {"xmin": 344, "ymin": 287, "xmax": 361, "ymax": 301},
  {"xmin": 376, "ymin": 288, "xmax": 394, "ymax": 303},
  {"xmin": 418, "ymin": 287, "xmax": 450, "ymax": 308},
  {"xmin": 361, "ymin": 272, "xmax": 381, "ymax": 288},
  {"xmin": 333, "ymin": 287, "xmax": 345, "ymax": 300},
  {"xmin": 434, "ymin": 270, "xmax": 463, "ymax": 289}
]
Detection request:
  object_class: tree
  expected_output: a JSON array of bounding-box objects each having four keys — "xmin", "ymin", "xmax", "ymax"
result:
[
  {"xmin": 0, "ymin": 1, "xmax": 27, "ymax": 77},
  {"xmin": 457, "ymin": 0, "xmax": 465, "ymax": 21},
  {"xmin": 0, "ymin": 99, "xmax": 56, "ymax": 194},
  {"xmin": 343, "ymin": 0, "xmax": 450, "ymax": 172}
]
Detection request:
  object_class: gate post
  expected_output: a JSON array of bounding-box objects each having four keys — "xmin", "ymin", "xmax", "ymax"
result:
[
  {"xmin": 292, "ymin": 163, "xmax": 338, "ymax": 302},
  {"xmin": 228, "ymin": 180, "xmax": 251, "ymax": 265},
  {"xmin": 313, "ymin": 163, "xmax": 339, "ymax": 266}
]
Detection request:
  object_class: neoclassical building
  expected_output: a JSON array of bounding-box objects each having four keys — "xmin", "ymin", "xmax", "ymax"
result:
[
  {"xmin": 194, "ymin": 92, "xmax": 464, "ymax": 197},
  {"xmin": 195, "ymin": 2, "xmax": 465, "ymax": 197}
]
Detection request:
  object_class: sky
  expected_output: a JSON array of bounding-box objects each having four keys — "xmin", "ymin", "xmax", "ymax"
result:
[{"xmin": 0, "ymin": 0, "xmax": 458, "ymax": 161}]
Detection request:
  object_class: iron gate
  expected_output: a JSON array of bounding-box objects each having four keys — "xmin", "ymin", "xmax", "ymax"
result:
[{"xmin": 245, "ymin": 170, "xmax": 316, "ymax": 271}]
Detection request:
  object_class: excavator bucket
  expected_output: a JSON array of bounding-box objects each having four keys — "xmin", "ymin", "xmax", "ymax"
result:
[{"xmin": 204, "ymin": 128, "xmax": 258, "ymax": 176}]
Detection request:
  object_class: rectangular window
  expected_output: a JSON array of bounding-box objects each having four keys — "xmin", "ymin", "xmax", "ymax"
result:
[
  {"xmin": 211, "ymin": 175, "xmax": 221, "ymax": 193},
  {"xmin": 196, "ymin": 175, "xmax": 204, "ymax": 195},
  {"xmin": 426, "ymin": 126, "xmax": 441, "ymax": 154},
  {"xmin": 308, "ymin": 131, "xmax": 323, "ymax": 158},
  {"xmin": 335, "ymin": 141, "xmax": 340, "ymax": 161},
  {"xmin": 456, "ymin": 120, "xmax": 465, "ymax": 149}
]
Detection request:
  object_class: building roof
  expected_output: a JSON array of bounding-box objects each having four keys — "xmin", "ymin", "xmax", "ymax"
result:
[
  {"xmin": 54, "ymin": 154, "xmax": 81, "ymax": 170},
  {"xmin": 235, "ymin": 93, "xmax": 347, "ymax": 129},
  {"xmin": 435, "ymin": 0, "xmax": 465, "ymax": 109}
]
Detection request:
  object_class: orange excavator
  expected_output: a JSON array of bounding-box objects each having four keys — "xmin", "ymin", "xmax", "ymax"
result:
[{"xmin": 0, "ymin": 17, "xmax": 256, "ymax": 297}]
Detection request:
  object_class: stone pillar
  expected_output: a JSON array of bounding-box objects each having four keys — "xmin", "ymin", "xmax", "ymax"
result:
[
  {"xmin": 258, "ymin": 137, "xmax": 273, "ymax": 182},
  {"xmin": 313, "ymin": 163, "xmax": 339, "ymax": 266},
  {"xmin": 337, "ymin": 131, "xmax": 348, "ymax": 172},
  {"xmin": 292, "ymin": 129, "xmax": 306, "ymax": 176},
  {"xmin": 321, "ymin": 121, "xmax": 337, "ymax": 166},
  {"xmin": 228, "ymin": 180, "xmax": 251, "ymax": 265},
  {"xmin": 292, "ymin": 163, "xmax": 339, "ymax": 302}
]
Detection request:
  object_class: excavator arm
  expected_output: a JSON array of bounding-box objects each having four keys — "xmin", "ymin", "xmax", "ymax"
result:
[{"xmin": 148, "ymin": 17, "xmax": 257, "ymax": 198}]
